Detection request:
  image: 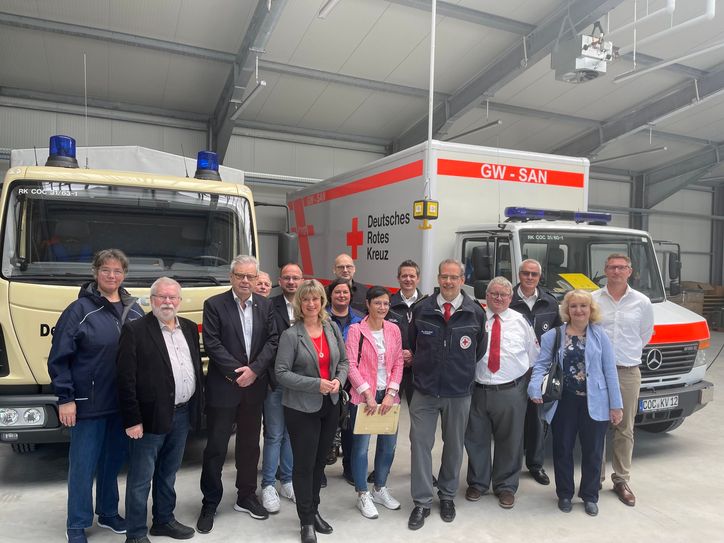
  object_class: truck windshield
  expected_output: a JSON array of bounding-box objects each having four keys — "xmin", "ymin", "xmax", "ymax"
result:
[
  {"xmin": 519, "ymin": 229, "xmax": 665, "ymax": 302},
  {"xmin": 1, "ymin": 181, "xmax": 254, "ymax": 286}
]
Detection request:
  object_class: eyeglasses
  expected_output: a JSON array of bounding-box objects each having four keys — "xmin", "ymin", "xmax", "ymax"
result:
[
  {"xmin": 438, "ymin": 274, "xmax": 462, "ymax": 281},
  {"xmin": 520, "ymin": 271, "xmax": 540, "ymax": 277},
  {"xmin": 232, "ymin": 272, "xmax": 258, "ymax": 281},
  {"xmin": 98, "ymin": 268, "xmax": 124, "ymax": 276},
  {"xmin": 606, "ymin": 265, "xmax": 630, "ymax": 272},
  {"xmin": 487, "ymin": 291, "xmax": 511, "ymax": 299},
  {"xmin": 151, "ymin": 295, "xmax": 180, "ymax": 302},
  {"xmin": 281, "ymin": 275, "xmax": 302, "ymax": 281}
]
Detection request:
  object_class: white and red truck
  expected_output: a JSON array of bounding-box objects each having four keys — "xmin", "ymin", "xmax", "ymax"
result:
[{"xmin": 287, "ymin": 139, "xmax": 713, "ymax": 432}]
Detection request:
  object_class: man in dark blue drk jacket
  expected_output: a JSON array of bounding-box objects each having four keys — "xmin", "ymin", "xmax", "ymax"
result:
[{"xmin": 406, "ymin": 259, "xmax": 486, "ymax": 531}]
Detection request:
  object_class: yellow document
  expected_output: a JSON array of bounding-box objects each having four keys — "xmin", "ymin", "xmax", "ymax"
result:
[
  {"xmin": 353, "ymin": 405, "xmax": 401, "ymax": 435},
  {"xmin": 559, "ymin": 273, "xmax": 600, "ymax": 291}
]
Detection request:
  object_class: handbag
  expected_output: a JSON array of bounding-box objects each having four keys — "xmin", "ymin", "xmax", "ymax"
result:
[
  {"xmin": 541, "ymin": 326, "xmax": 563, "ymax": 403},
  {"xmin": 339, "ymin": 333, "xmax": 363, "ymax": 430}
]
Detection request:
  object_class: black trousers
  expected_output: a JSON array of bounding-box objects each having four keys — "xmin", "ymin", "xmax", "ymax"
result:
[
  {"xmin": 200, "ymin": 401, "xmax": 263, "ymax": 509},
  {"xmin": 400, "ymin": 367, "xmax": 415, "ymax": 407},
  {"xmin": 524, "ymin": 399, "xmax": 547, "ymax": 471},
  {"xmin": 285, "ymin": 397, "xmax": 339, "ymax": 525},
  {"xmin": 551, "ymin": 393, "xmax": 608, "ymax": 502}
]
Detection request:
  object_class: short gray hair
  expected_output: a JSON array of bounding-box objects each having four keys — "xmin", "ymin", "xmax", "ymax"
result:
[
  {"xmin": 438, "ymin": 258, "xmax": 464, "ymax": 276},
  {"xmin": 519, "ymin": 259, "xmax": 542, "ymax": 274},
  {"xmin": 488, "ymin": 276, "xmax": 513, "ymax": 294},
  {"xmin": 150, "ymin": 276, "xmax": 182, "ymax": 297},
  {"xmin": 230, "ymin": 254, "xmax": 259, "ymax": 273}
]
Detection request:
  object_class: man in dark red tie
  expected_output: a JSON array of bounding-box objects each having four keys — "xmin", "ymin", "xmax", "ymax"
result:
[
  {"xmin": 406, "ymin": 259, "xmax": 486, "ymax": 530},
  {"xmin": 464, "ymin": 276, "xmax": 539, "ymax": 510}
]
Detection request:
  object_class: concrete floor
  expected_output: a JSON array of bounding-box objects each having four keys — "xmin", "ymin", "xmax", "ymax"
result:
[{"xmin": 2, "ymin": 332, "xmax": 723, "ymax": 543}]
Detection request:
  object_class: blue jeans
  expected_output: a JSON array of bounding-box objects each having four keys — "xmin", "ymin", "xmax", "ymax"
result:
[
  {"xmin": 261, "ymin": 386, "xmax": 293, "ymax": 487},
  {"xmin": 350, "ymin": 390, "xmax": 398, "ymax": 492},
  {"xmin": 67, "ymin": 412, "xmax": 127, "ymax": 529},
  {"xmin": 125, "ymin": 405, "xmax": 190, "ymax": 539}
]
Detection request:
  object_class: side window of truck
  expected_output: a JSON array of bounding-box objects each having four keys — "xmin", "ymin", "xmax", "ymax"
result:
[{"xmin": 461, "ymin": 236, "xmax": 512, "ymax": 285}]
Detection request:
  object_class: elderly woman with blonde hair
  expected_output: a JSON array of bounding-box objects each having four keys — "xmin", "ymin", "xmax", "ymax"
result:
[
  {"xmin": 528, "ymin": 289, "xmax": 623, "ymax": 517},
  {"xmin": 275, "ymin": 279, "xmax": 349, "ymax": 543}
]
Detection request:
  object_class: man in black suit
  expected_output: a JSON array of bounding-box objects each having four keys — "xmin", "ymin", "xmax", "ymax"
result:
[
  {"xmin": 117, "ymin": 277, "xmax": 202, "ymax": 543},
  {"xmin": 259, "ymin": 262, "xmax": 303, "ymax": 513},
  {"xmin": 197, "ymin": 255, "xmax": 279, "ymax": 534}
]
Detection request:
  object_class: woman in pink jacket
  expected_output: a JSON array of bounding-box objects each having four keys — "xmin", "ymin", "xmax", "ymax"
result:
[{"xmin": 345, "ymin": 286, "xmax": 404, "ymax": 520}]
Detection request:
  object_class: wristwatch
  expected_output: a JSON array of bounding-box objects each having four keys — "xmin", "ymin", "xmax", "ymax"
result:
[{"xmin": 386, "ymin": 389, "xmax": 397, "ymax": 398}]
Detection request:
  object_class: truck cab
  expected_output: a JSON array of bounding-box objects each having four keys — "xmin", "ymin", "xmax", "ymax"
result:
[{"xmin": 456, "ymin": 208, "xmax": 713, "ymax": 432}]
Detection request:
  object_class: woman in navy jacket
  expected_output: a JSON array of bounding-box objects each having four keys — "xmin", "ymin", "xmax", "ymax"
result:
[
  {"xmin": 48, "ymin": 249, "xmax": 143, "ymax": 543},
  {"xmin": 528, "ymin": 289, "xmax": 623, "ymax": 517}
]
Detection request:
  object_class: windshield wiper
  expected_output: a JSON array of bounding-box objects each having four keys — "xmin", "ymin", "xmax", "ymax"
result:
[{"xmin": 170, "ymin": 275, "xmax": 223, "ymax": 286}]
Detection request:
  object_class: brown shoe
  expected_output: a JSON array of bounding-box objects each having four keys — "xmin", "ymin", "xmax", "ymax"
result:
[
  {"xmin": 465, "ymin": 487, "xmax": 482, "ymax": 502},
  {"xmin": 613, "ymin": 482, "xmax": 636, "ymax": 507},
  {"xmin": 497, "ymin": 490, "xmax": 515, "ymax": 509}
]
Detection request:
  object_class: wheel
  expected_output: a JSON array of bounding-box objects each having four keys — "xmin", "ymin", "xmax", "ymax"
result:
[
  {"xmin": 11, "ymin": 443, "xmax": 36, "ymax": 453},
  {"xmin": 640, "ymin": 419, "xmax": 685, "ymax": 433}
]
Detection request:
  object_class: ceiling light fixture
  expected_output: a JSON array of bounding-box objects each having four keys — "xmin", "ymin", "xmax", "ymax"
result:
[
  {"xmin": 318, "ymin": 0, "xmax": 341, "ymax": 19},
  {"xmin": 444, "ymin": 120, "xmax": 502, "ymax": 142},
  {"xmin": 614, "ymin": 40, "xmax": 724, "ymax": 83},
  {"xmin": 590, "ymin": 146, "xmax": 667, "ymax": 164},
  {"xmin": 230, "ymin": 80, "xmax": 266, "ymax": 121}
]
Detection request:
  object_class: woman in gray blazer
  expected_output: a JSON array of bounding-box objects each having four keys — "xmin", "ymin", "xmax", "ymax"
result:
[
  {"xmin": 528, "ymin": 289, "xmax": 623, "ymax": 517},
  {"xmin": 275, "ymin": 279, "xmax": 349, "ymax": 543}
]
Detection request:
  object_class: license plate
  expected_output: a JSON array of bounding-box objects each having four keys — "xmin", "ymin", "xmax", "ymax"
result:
[{"xmin": 639, "ymin": 395, "xmax": 679, "ymax": 412}]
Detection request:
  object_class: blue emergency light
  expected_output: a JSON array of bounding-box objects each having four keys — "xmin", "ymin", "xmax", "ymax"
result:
[
  {"xmin": 46, "ymin": 135, "xmax": 79, "ymax": 168},
  {"xmin": 194, "ymin": 150, "xmax": 221, "ymax": 181},
  {"xmin": 504, "ymin": 207, "xmax": 611, "ymax": 224}
]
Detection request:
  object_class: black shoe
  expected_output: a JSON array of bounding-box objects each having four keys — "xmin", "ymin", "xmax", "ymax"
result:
[
  {"xmin": 557, "ymin": 498, "xmax": 572, "ymax": 513},
  {"xmin": 233, "ymin": 495, "xmax": 269, "ymax": 520},
  {"xmin": 342, "ymin": 471, "xmax": 355, "ymax": 486},
  {"xmin": 196, "ymin": 506, "xmax": 216, "ymax": 534},
  {"xmin": 530, "ymin": 468, "xmax": 550, "ymax": 486},
  {"xmin": 439, "ymin": 500, "xmax": 456, "ymax": 523},
  {"xmin": 149, "ymin": 520, "xmax": 195, "ymax": 539},
  {"xmin": 584, "ymin": 501, "xmax": 599, "ymax": 516},
  {"xmin": 320, "ymin": 473, "xmax": 327, "ymax": 488},
  {"xmin": 407, "ymin": 506, "xmax": 430, "ymax": 530},
  {"xmin": 367, "ymin": 471, "xmax": 375, "ymax": 484},
  {"xmin": 313, "ymin": 513, "xmax": 333, "ymax": 534},
  {"xmin": 301, "ymin": 525, "xmax": 317, "ymax": 543},
  {"xmin": 125, "ymin": 538, "xmax": 151, "ymax": 543},
  {"xmin": 325, "ymin": 446, "xmax": 337, "ymax": 465}
]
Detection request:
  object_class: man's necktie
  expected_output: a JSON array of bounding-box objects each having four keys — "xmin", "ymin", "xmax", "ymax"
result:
[
  {"xmin": 443, "ymin": 302, "xmax": 452, "ymax": 322},
  {"xmin": 488, "ymin": 314, "xmax": 501, "ymax": 373}
]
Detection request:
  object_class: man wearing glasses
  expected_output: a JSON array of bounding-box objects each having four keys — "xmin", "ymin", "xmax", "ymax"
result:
[
  {"xmin": 197, "ymin": 255, "xmax": 279, "ymax": 533},
  {"xmin": 509, "ymin": 259, "xmax": 562, "ymax": 486},
  {"xmin": 407, "ymin": 259, "xmax": 486, "ymax": 530},
  {"xmin": 259, "ymin": 263, "xmax": 304, "ymax": 514},
  {"xmin": 465, "ymin": 276, "xmax": 539, "ymax": 510},
  {"xmin": 593, "ymin": 254, "xmax": 653, "ymax": 507},
  {"xmin": 117, "ymin": 277, "xmax": 202, "ymax": 543},
  {"xmin": 332, "ymin": 253, "xmax": 368, "ymax": 313}
]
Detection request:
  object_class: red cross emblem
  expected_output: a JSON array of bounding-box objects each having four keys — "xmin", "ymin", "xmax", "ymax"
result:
[
  {"xmin": 460, "ymin": 335, "xmax": 472, "ymax": 350},
  {"xmin": 346, "ymin": 217, "xmax": 364, "ymax": 260}
]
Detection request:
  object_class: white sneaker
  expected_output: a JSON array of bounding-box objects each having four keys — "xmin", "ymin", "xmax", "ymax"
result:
[
  {"xmin": 261, "ymin": 485, "xmax": 281, "ymax": 514},
  {"xmin": 371, "ymin": 486, "xmax": 401, "ymax": 510},
  {"xmin": 357, "ymin": 491, "xmax": 379, "ymax": 519},
  {"xmin": 280, "ymin": 481, "xmax": 296, "ymax": 503}
]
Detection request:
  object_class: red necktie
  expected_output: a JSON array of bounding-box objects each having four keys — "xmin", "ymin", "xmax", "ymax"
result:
[
  {"xmin": 443, "ymin": 302, "xmax": 452, "ymax": 322},
  {"xmin": 488, "ymin": 314, "xmax": 501, "ymax": 373}
]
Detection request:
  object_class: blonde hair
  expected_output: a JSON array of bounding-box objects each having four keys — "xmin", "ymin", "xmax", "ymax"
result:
[
  {"xmin": 292, "ymin": 279, "xmax": 329, "ymax": 323},
  {"xmin": 559, "ymin": 289, "xmax": 601, "ymax": 324}
]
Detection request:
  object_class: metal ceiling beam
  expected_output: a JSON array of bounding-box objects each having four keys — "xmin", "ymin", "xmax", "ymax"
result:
[
  {"xmin": 619, "ymin": 51, "xmax": 709, "ymax": 79},
  {"xmin": 212, "ymin": 0, "xmax": 287, "ymax": 162},
  {"xmin": 393, "ymin": 0, "xmax": 627, "ymax": 152},
  {"xmin": 234, "ymin": 120, "xmax": 391, "ymax": 149},
  {"xmin": 0, "ymin": 12, "xmax": 234, "ymax": 64},
  {"xmin": 554, "ymin": 66, "xmax": 724, "ymax": 157},
  {"xmin": 259, "ymin": 60, "xmax": 448, "ymax": 101},
  {"xmin": 0, "ymin": 86, "xmax": 208, "ymax": 128},
  {"xmin": 385, "ymin": 0, "xmax": 535, "ymax": 35}
]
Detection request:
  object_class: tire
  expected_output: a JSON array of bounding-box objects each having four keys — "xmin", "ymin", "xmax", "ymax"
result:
[
  {"xmin": 10, "ymin": 443, "xmax": 37, "ymax": 454},
  {"xmin": 640, "ymin": 419, "xmax": 685, "ymax": 433}
]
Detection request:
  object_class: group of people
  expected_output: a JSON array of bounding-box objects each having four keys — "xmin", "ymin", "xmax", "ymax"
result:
[{"xmin": 48, "ymin": 247, "xmax": 653, "ymax": 543}]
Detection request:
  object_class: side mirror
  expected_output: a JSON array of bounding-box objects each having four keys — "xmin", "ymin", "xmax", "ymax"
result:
[
  {"xmin": 277, "ymin": 233, "xmax": 298, "ymax": 268},
  {"xmin": 473, "ymin": 280, "xmax": 489, "ymax": 300},
  {"xmin": 668, "ymin": 255, "xmax": 681, "ymax": 280}
]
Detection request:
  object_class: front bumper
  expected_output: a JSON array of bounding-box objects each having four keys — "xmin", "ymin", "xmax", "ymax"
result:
[{"xmin": 635, "ymin": 380, "xmax": 714, "ymax": 426}]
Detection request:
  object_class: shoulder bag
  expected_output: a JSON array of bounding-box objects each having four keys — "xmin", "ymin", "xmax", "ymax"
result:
[{"xmin": 541, "ymin": 326, "xmax": 563, "ymax": 403}]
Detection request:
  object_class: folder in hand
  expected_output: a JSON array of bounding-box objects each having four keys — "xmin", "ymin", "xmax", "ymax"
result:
[{"xmin": 352, "ymin": 404, "xmax": 400, "ymax": 435}]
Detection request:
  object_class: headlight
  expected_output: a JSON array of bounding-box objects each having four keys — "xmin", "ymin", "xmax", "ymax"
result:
[
  {"xmin": 0, "ymin": 408, "xmax": 19, "ymax": 426},
  {"xmin": 693, "ymin": 349, "xmax": 707, "ymax": 368},
  {"xmin": 23, "ymin": 408, "xmax": 43, "ymax": 425}
]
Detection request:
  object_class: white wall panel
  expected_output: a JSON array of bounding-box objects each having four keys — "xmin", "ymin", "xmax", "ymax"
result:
[{"xmin": 589, "ymin": 177, "xmax": 630, "ymax": 229}]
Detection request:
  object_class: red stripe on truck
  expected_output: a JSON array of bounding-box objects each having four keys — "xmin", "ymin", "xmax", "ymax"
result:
[
  {"xmin": 437, "ymin": 158, "xmax": 585, "ymax": 188},
  {"xmin": 651, "ymin": 321, "xmax": 710, "ymax": 344}
]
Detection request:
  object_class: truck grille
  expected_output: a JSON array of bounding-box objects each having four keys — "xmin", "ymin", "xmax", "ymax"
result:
[{"xmin": 640, "ymin": 342, "xmax": 697, "ymax": 378}]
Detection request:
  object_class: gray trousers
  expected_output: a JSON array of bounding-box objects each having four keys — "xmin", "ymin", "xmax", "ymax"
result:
[
  {"xmin": 465, "ymin": 379, "xmax": 527, "ymax": 495},
  {"xmin": 409, "ymin": 391, "xmax": 472, "ymax": 507}
]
